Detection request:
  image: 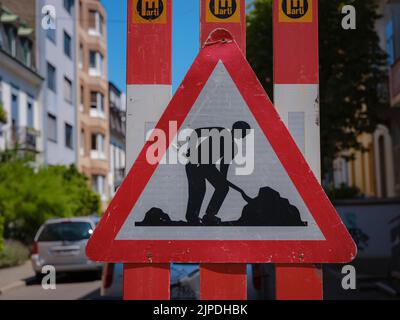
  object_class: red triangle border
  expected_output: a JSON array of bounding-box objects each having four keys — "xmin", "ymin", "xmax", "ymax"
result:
[{"xmin": 87, "ymin": 40, "xmax": 357, "ymax": 263}]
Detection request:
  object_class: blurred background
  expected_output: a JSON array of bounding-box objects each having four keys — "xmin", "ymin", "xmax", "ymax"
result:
[{"xmin": 0, "ymin": 0, "xmax": 399, "ymax": 300}]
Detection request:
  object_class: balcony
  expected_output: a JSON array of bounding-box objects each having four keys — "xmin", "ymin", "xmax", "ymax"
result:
[
  {"xmin": 10, "ymin": 126, "xmax": 40, "ymax": 152},
  {"xmin": 390, "ymin": 58, "xmax": 400, "ymax": 107}
]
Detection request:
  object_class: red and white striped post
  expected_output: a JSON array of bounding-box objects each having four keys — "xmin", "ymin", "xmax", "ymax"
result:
[
  {"xmin": 124, "ymin": 0, "xmax": 173, "ymax": 300},
  {"xmin": 199, "ymin": 0, "xmax": 247, "ymax": 300},
  {"xmin": 273, "ymin": 0, "xmax": 323, "ymax": 300}
]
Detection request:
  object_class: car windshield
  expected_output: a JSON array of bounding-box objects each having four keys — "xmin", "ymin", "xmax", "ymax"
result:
[{"xmin": 38, "ymin": 222, "xmax": 93, "ymax": 242}]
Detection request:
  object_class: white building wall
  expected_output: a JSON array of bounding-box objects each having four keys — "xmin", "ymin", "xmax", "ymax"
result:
[
  {"xmin": 0, "ymin": 68, "xmax": 42, "ymax": 154},
  {"xmin": 36, "ymin": 0, "xmax": 77, "ymax": 166}
]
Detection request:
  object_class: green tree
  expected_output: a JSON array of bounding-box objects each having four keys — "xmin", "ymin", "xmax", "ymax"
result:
[
  {"xmin": 247, "ymin": 0, "xmax": 388, "ymax": 178},
  {"xmin": 0, "ymin": 101, "xmax": 6, "ymax": 124},
  {"xmin": 0, "ymin": 151, "xmax": 100, "ymax": 244},
  {"xmin": 0, "ymin": 215, "xmax": 4, "ymax": 253}
]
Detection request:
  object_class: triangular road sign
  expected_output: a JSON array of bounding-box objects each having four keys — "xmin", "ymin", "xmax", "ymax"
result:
[{"xmin": 87, "ymin": 32, "xmax": 356, "ymax": 263}]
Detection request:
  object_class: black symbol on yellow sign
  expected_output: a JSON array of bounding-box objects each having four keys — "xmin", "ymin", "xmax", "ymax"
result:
[
  {"xmin": 137, "ymin": 0, "xmax": 164, "ymax": 21},
  {"xmin": 209, "ymin": 0, "xmax": 237, "ymax": 19},
  {"xmin": 282, "ymin": 0, "xmax": 308, "ymax": 19},
  {"xmin": 279, "ymin": 0, "xmax": 312, "ymax": 23}
]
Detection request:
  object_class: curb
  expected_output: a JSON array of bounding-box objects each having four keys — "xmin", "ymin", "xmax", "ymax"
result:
[
  {"xmin": 0, "ymin": 275, "xmax": 36, "ymax": 296},
  {"xmin": 0, "ymin": 280, "xmax": 26, "ymax": 295}
]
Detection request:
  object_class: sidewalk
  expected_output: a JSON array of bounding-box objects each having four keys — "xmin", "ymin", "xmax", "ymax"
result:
[{"xmin": 0, "ymin": 261, "xmax": 35, "ymax": 294}]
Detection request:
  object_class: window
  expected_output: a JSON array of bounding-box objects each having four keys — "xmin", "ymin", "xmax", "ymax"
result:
[
  {"xmin": 47, "ymin": 113, "xmax": 57, "ymax": 142},
  {"xmin": 386, "ymin": 21, "xmax": 394, "ymax": 66},
  {"xmin": 11, "ymin": 92, "xmax": 18, "ymax": 129},
  {"xmin": 109, "ymin": 89, "xmax": 122, "ymax": 110},
  {"xmin": 64, "ymin": 0, "xmax": 74, "ymax": 15},
  {"xmin": 65, "ymin": 123, "xmax": 73, "ymax": 149},
  {"xmin": 89, "ymin": 51, "xmax": 95, "ymax": 69},
  {"xmin": 92, "ymin": 175, "xmax": 106, "ymax": 200},
  {"xmin": 378, "ymin": 135, "xmax": 387, "ymax": 198},
  {"xmin": 90, "ymin": 92, "xmax": 105, "ymax": 118},
  {"xmin": 79, "ymin": 43, "xmax": 83, "ymax": 69},
  {"xmin": 88, "ymin": 10, "xmax": 104, "ymax": 37},
  {"xmin": 46, "ymin": 15, "xmax": 56, "ymax": 43},
  {"xmin": 5, "ymin": 25, "xmax": 17, "ymax": 56},
  {"xmin": 89, "ymin": 51, "xmax": 104, "ymax": 77},
  {"xmin": 79, "ymin": 1, "xmax": 83, "ymax": 19},
  {"xmin": 99, "ymin": 14, "xmax": 104, "ymax": 36},
  {"xmin": 0, "ymin": 77, "xmax": 3, "ymax": 103},
  {"xmin": 91, "ymin": 133, "xmax": 105, "ymax": 159},
  {"xmin": 80, "ymin": 85, "xmax": 84, "ymax": 112},
  {"xmin": 63, "ymin": 31, "xmax": 72, "ymax": 58},
  {"xmin": 38, "ymin": 222, "xmax": 93, "ymax": 242},
  {"xmin": 0, "ymin": 26, "xmax": 3, "ymax": 49},
  {"xmin": 64, "ymin": 76, "xmax": 72, "ymax": 103},
  {"xmin": 99, "ymin": 53, "xmax": 104, "ymax": 75},
  {"xmin": 80, "ymin": 128, "xmax": 85, "ymax": 155},
  {"xmin": 47, "ymin": 63, "xmax": 56, "ymax": 92},
  {"xmin": 21, "ymin": 39, "xmax": 32, "ymax": 67},
  {"xmin": 27, "ymin": 100, "xmax": 34, "ymax": 129},
  {"xmin": 89, "ymin": 10, "xmax": 96, "ymax": 30}
]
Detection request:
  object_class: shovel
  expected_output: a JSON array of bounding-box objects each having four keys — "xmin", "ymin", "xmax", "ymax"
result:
[{"xmin": 226, "ymin": 180, "xmax": 253, "ymax": 203}]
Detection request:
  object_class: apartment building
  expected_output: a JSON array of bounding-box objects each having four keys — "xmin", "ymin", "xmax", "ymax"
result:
[
  {"xmin": 0, "ymin": 0, "xmax": 43, "ymax": 158},
  {"xmin": 36, "ymin": 0, "xmax": 77, "ymax": 165},
  {"xmin": 76, "ymin": 0, "xmax": 110, "ymax": 203},
  {"xmin": 384, "ymin": 0, "xmax": 400, "ymax": 197},
  {"xmin": 109, "ymin": 82, "xmax": 126, "ymax": 197},
  {"xmin": 332, "ymin": 0, "xmax": 398, "ymax": 198}
]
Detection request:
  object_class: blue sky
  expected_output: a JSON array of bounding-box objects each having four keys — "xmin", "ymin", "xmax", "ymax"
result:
[{"xmin": 102, "ymin": 0, "xmax": 200, "ymax": 93}]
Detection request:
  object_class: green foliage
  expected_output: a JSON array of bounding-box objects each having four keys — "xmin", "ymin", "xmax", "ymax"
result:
[
  {"xmin": 0, "ymin": 215, "xmax": 4, "ymax": 253},
  {"xmin": 0, "ymin": 152, "xmax": 101, "ymax": 244},
  {"xmin": 0, "ymin": 240, "xmax": 30, "ymax": 269},
  {"xmin": 247, "ymin": 0, "xmax": 274, "ymax": 99},
  {"xmin": 325, "ymin": 183, "xmax": 361, "ymax": 200},
  {"xmin": 247, "ymin": 0, "xmax": 389, "ymax": 177},
  {"xmin": 0, "ymin": 102, "xmax": 6, "ymax": 124}
]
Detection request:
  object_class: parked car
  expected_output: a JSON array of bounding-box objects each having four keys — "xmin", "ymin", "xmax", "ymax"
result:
[
  {"xmin": 101, "ymin": 263, "xmax": 123, "ymax": 298},
  {"xmin": 31, "ymin": 217, "xmax": 102, "ymax": 277}
]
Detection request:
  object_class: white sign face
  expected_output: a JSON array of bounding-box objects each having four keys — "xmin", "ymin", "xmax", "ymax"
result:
[{"xmin": 117, "ymin": 62, "xmax": 324, "ymax": 241}]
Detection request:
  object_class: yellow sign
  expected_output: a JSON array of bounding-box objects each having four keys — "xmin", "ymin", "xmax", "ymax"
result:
[
  {"xmin": 206, "ymin": 0, "xmax": 241, "ymax": 23},
  {"xmin": 133, "ymin": 0, "xmax": 167, "ymax": 24},
  {"xmin": 279, "ymin": 0, "xmax": 312, "ymax": 23}
]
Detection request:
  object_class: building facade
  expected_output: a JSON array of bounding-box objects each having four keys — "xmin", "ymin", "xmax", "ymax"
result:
[
  {"xmin": 0, "ymin": 0, "xmax": 43, "ymax": 158},
  {"xmin": 332, "ymin": 0, "xmax": 398, "ymax": 199},
  {"xmin": 108, "ymin": 82, "xmax": 126, "ymax": 197},
  {"xmin": 2, "ymin": 0, "xmax": 112, "ymax": 204},
  {"xmin": 36, "ymin": 0, "xmax": 77, "ymax": 165},
  {"xmin": 76, "ymin": 0, "xmax": 110, "ymax": 203},
  {"xmin": 384, "ymin": 0, "xmax": 400, "ymax": 197}
]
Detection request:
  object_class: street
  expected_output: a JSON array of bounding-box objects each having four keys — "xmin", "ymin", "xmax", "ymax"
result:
[
  {"xmin": 1, "ymin": 261, "xmax": 399, "ymax": 300},
  {"xmin": 0, "ymin": 272, "xmax": 102, "ymax": 300},
  {"xmin": 0, "ymin": 262, "xmax": 103, "ymax": 301}
]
